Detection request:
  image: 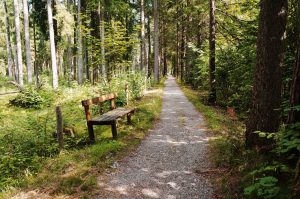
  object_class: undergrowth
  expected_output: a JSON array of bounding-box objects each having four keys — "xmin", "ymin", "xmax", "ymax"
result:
[
  {"xmin": 179, "ymin": 82, "xmax": 295, "ymax": 199},
  {"xmin": 0, "ymin": 72, "xmax": 163, "ymax": 198}
]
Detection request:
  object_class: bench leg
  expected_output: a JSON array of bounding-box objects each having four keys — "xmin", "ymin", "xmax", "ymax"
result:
[
  {"xmin": 111, "ymin": 121, "xmax": 117, "ymax": 139},
  {"xmin": 88, "ymin": 123, "xmax": 95, "ymax": 144},
  {"xmin": 127, "ymin": 113, "xmax": 132, "ymax": 125}
]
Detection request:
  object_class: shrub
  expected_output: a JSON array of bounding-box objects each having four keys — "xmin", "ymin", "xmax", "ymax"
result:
[{"xmin": 10, "ymin": 87, "xmax": 45, "ymax": 109}]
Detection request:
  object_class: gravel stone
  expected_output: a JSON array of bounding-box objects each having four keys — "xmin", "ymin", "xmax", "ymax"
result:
[{"xmin": 95, "ymin": 76, "xmax": 214, "ymax": 199}]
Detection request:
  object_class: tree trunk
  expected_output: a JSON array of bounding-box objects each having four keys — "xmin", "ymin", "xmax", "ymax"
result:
[
  {"xmin": 245, "ymin": 0, "xmax": 288, "ymax": 149},
  {"xmin": 100, "ymin": 1, "xmax": 106, "ymax": 78},
  {"xmin": 4, "ymin": 0, "xmax": 14, "ymax": 78},
  {"xmin": 14, "ymin": 0, "xmax": 23, "ymax": 86},
  {"xmin": 77, "ymin": 0, "xmax": 84, "ymax": 84},
  {"xmin": 67, "ymin": 0, "xmax": 73, "ymax": 83},
  {"xmin": 180, "ymin": 2, "xmax": 186, "ymax": 82},
  {"xmin": 33, "ymin": 1, "xmax": 38, "ymax": 84},
  {"xmin": 47, "ymin": 0, "xmax": 58, "ymax": 89},
  {"xmin": 208, "ymin": 0, "xmax": 216, "ymax": 104},
  {"xmin": 23, "ymin": 0, "xmax": 33, "ymax": 84},
  {"xmin": 153, "ymin": 0, "xmax": 160, "ymax": 82},
  {"xmin": 147, "ymin": 14, "xmax": 151, "ymax": 78},
  {"xmin": 140, "ymin": 0, "xmax": 146, "ymax": 72},
  {"xmin": 176, "ymin": 0, "xmax": 179, "ymax": 78}
]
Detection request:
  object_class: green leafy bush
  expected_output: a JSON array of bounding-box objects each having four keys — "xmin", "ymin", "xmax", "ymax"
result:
[
  {"xmin": 244, "ymin": 176, "xmax": 280, "ymax": 199},
  {"xmin": 9, "ymin": 87, "xmax": 45, "ymax": 109}
]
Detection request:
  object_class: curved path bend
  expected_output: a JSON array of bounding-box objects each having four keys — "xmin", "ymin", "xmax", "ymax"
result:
[{"xmin": 96, "ymin": 76, "xmax": 214, "ymax": 199}]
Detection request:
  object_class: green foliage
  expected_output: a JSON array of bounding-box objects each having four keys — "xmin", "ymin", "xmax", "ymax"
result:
[
  {"xmin": 9, "ymin": 87, "xmax": 46, "ymax": 109},
  {"xmin": 244, "ymin": 176, "xmax": 280, "ymax": 199},
  {"xmin": 99, "ymin": 71, "xmax": 147, "ymax": 106},
  {"xmin": 277, "ymin": 123, "xmax": 300, "ymax": 158},
  {"xmin": 0, "ymin": 73, "xmax": 162, "ymax": 193}
]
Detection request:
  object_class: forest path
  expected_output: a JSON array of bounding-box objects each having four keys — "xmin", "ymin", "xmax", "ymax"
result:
[{"xmin": 95, "ymin": 76, "xmax": 214, "ymax": 199}]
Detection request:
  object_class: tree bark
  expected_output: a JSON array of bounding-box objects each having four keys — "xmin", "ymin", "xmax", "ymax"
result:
[
  {"xmin": 100, "ymin": 1, "xmax": 106, "ymax": 78},
  {"xmin": 4, "ymin": 0, "xmax": 14, "ymax": 78},
  {"xmin": 14, "ymin": 0, "xmax": 23, "ymax": 86},
  {"xmin": 180, "ymin": 2, "xmax": 186, "ymax": 82},
  {"xmin": 23, "ymin": 0, "xmax": 33, "ymax": 84},
  {"xmin": 208, "ymin": 0, "xmax": 216, "ymax": 104},
  {"xmin": 77, "ymin": 0, "xmax": 84, "ymax": 84},
  {"xmin": 47, "ymin": 0, "xmax": 59, "ymax": 89},
  {"xmin": 140, "ymin": 0, "xmax": 146, "ymax": 72},
  {"xmin": 153, "ymin": 0, "xmax": 160, "ymax": 82},
  {"xmin": 245, "ymin": 0, "xmax": 288, "ymax": 149},
  {"xmin": 147, "ymin": 14, "xmax": 151, "ymax": 78},
  {"xmin": 176, "ymin": 0, "xmax": 179, "ymax": 78},
  {"xmin": 67, "ymin": 0, "xmax": 73, "ymax": 83},
  {"xmin": 90, "ymin": 4, "xmax": 101, "ymax": 83}
]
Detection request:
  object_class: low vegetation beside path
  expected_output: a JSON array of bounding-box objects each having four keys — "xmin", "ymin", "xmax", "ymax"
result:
[
  {"xmin": 180, "ymin": 83, "xmax": 296, "ymax": 199},
  {"xmin": 0, "ymin": 73, "xmax": 163, "ymax": 198}
]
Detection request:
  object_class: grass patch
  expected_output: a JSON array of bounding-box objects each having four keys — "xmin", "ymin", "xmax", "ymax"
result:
[{"xmin": 0, "ymin": 79, "xmax": 163, "ymax": 198}]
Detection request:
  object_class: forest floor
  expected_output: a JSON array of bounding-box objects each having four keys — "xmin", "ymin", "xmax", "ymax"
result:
[{"xmin": 93, "ymin": 76, "xmax": 216, "ymax": 199}]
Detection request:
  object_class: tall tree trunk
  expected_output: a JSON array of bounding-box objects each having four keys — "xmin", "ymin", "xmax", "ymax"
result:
[
  {"xmin": 67, "ymin": 0, "xmax": 73, "ymax": 83},
  {"xmin": 33, "ymin": 1, "xmax": 38, "ymax": 84},
  {"xmin": 77, "ymin": 0, "xmax": 84, "ymax": 84},
  {"xmin": 208, "ymin": 0, "xmax": 216, "ymax": 104},
  {"xmin": 4, "ymin": 0, "xmax": 14, "ymax": 78},
  {"xmin": 140, "ymin": 0, "xmax": 146, "ymax": 72},
  {"xmin": 100, "ymin": 1, "xmax": 106, "ymax": 78},
  {"xmin": 245, "ymin": 0, "xmax": 288, "ymax": 149},
  {"xmin": 14, "ymin": 0, "xmax": 23, "ymax": 86},
  {"xmin": 23, "ymin": 0, "xmax": 33, "ymax": 84},
  {"xmin": 176, "ymin": 0, "xmax": 179, "ymax": 78},
  {"xmin": 153, "ymin": 0, "xmax": 160, "ymax": 82},
  {"xmin": 147, "ymin": 14, "xmax": 151, "ymax": 78},
  {"xmin": 81, "ymin": 0, "xmax": 89, "ymax": 81},
  {"xmin": 91, "ymin": 4, "xmax": 101, "ymax": 83},
  {"xmin": 180, "ymin": 2, "xmax": 186, "ymax": 82},
  {"xmin": 47, "ymin": 0, "xmax": 58, "ymax": 89}
]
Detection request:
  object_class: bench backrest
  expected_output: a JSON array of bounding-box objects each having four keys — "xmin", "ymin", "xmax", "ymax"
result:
[{"xmin": 82, "ymin": 93, "xmax": 117, "ymax": 121}]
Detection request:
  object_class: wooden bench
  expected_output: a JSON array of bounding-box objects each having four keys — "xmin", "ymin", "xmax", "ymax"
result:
[{"xmin": 82, "ymin": 93, "xmax": 135, "ymax": 143}]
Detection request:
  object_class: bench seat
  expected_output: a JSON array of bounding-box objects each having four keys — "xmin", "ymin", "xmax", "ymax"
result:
[
  {"xmin": 82, "ymin": 93, "xmax": 135, "ymax": 143},
  {"xmin": 88, "ymin": 108, "xmax": 135, "ymax": 125}
]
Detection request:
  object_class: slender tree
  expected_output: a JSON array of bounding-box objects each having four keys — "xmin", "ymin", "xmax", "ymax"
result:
[
  {"xmin": 140, "ymin": 0, "xmax": 146, "ymax": 71},
  {"xmin": 3, "ymin": 0, "xmax": 14, "ymax": 78},
  {"xmin": 180, "ymin": 2, "xmax": 186, "ymax": 81},
  {"xmin": 208, "ymin": 0, "xmax": 216, "ymax": 104},
  {"xmin": 100, "ymin": 0, "xmax": 106, "ymax": 78},
  {"xmin": 47, "ymin": 0, "xmax": 58, "ymax": 89},
  {"xmin": 77, "ymin": 0, "xmax": 84, "ymax": 84},
  {"xmin": 23, "ymin": 0, "xmax": 33, "ymax": 84},
  {"xmin": 67, "ymin": 0, "xmax": 73, "ymax": 83},
  {"xmin": 153, "ymin": 0, "xmax": 159, "ymax": 82},
  {"xmin": 245, "ymin": 0, "xmax": 288, "ymax": 149},
  {"xmin": 14, "ymin": 0, "xmax": 23, "ymax": 86}
]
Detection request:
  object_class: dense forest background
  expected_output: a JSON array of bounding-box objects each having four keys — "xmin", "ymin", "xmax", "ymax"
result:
[{"xmin": 0, "ymin": 0, "xmax": 299, "ymax": 198}]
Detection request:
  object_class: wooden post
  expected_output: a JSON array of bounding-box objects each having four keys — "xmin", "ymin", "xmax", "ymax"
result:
[
  {"xmin": 125, "ymin": 82, "xmax": 129, "ymax": 106},
  {"xmin": 88, "ymin": 123, "xmax": 95, "ymax": 143},
  {"xmin": 127, "ymin": 113, "xmax": 132, "ymax": 125},
  {"xmin": 111, "ymin": 121, "xmax": 117, "ymax": 139},
  {"xmin": 56, "ymin": 106, "xmax": 64, "ymax": 150}
]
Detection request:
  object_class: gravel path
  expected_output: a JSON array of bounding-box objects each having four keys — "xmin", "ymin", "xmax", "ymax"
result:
[{"xmin": 96, "ymin": 76, "xmax": 214, "ymax": 199}]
